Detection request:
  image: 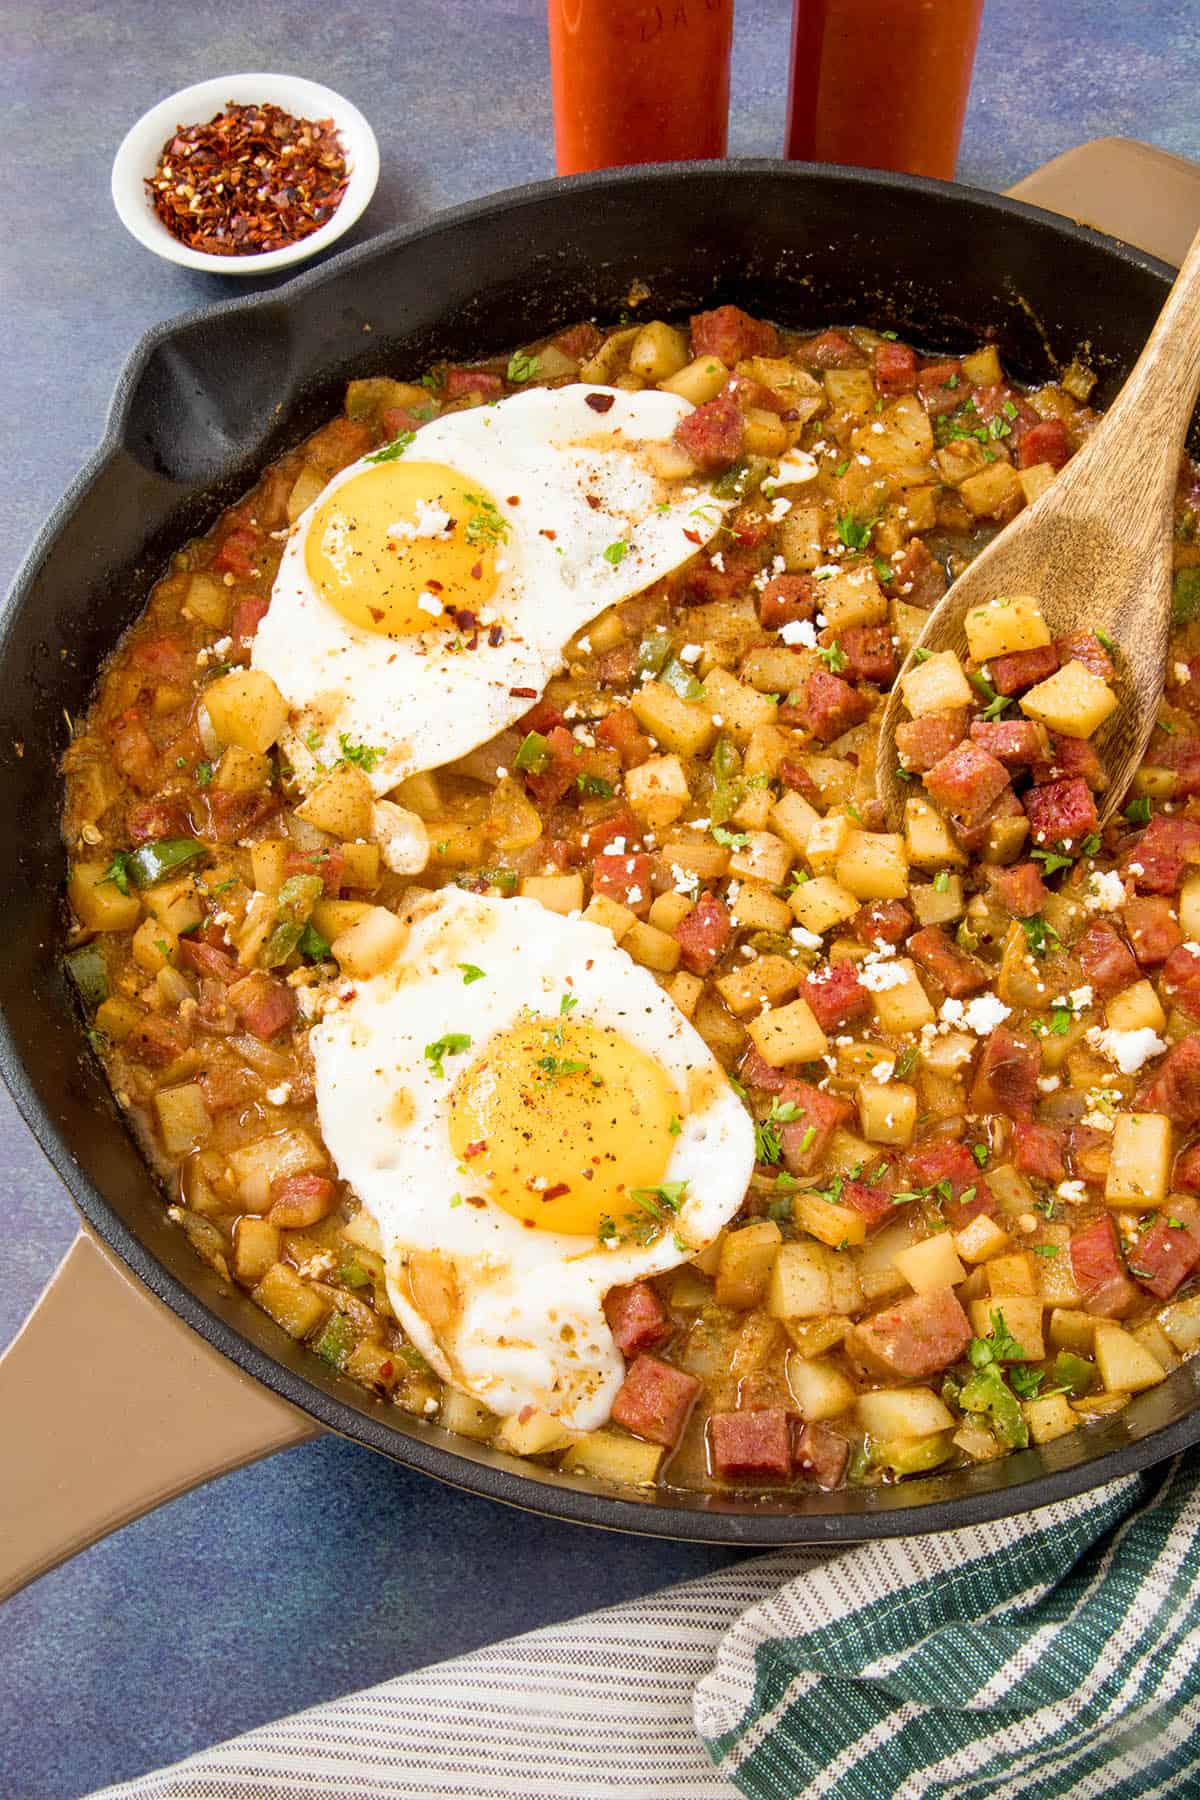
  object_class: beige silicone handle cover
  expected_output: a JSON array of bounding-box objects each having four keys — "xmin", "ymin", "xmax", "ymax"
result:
[
  {"xmin": 0, "ymin": 1232, "xmax": 314, "ymax": 1602},
  {"xmin": 1, "ymin": 136, "xmax": 1198, "ymax": 1607}
]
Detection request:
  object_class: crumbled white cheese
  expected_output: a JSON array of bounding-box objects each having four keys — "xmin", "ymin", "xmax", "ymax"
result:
[
  {"xmin": 710, "ymin": 551, "xmax": 725, "ymax": 573},
  {"xmin": 774, "ymin": 450, "xmax": 818, "ymax": 486},
  {"xmin": 780, "ymin": 619, "xmax": 818, "ymax": 648},
  {"xmin": 1085, "ymin": 1024, "xmax": 1168, "ymax": 1074},
  {"xmin": 1037, "ymin": 1076, "xmax": 1061, "ymax": 1092},
  {"xmin": 791, "ymin": 925, "xmax": 823, "ymax": 950},
  {"xmin": 1069, "ymin": 984, "xmax": 1095, "ymax": 1011},
  {"xmin": 1056, "ymin": 1180, "xmax": 1088, "ymax": 1204},
  {"xmin": 388, "ymin": 498, "xmax": 453, "ymax": 541},
  {"xmin": 417, "ymin": 590, "xmax": 444, "ymax": 617},
  {"xmin": 768, "ymin": 495, "xmax": 792, "ymax": 521},
  {"xmin": 679, "ymin": 643, "xmax": 702, "ymax": 663},
  {"xmin": 962, "ymin": 994, "xmax": 1011, "ymax": 1034},
  {"xmin": 1085, "ymin": 869, "xmax": 1127, "ymax": 912},
  {"xmin": 870, "ymin": 1061, "xmax": 895, "ymax": 1083},
  {"xmin": 265, "ymin": 1083, "xmax": 292, "ymax": 1106},
  {"xmin": 859, "ymin": 960, "xmax": 908, "ymax": 992},
  {"xmin": 625, "ymin": 886, "xmax": 643, "ymax": 906},
  {"xmin": 1175, "ymin": 661, "xmax": 1192, "ymax": 684},
  {"xmin": 940, "ymin": 997, "xmax": 966, "ymax": 1026}
]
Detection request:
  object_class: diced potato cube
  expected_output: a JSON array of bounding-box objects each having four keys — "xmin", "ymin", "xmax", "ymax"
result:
[
  {"xmin": 818, "ymin": 566, "xmax": 889, "ymax": 632},
  {"xmin": 132, "ymin": 917, "xmax": 176, "ymax": 973},
  {"xmin": 730, "ymin": 881, "xmax": 793, "ymax": 934},
  {"xmin": 250, "ymin": 840, "xmax": 289, "ymax": 894},
  {"xmin": 715, "ymin": 1219, "xmax": 782, "ymax": 1308},
  {"xmin": 68, "ymin": 861, "xmax": 141, "ymax": 933},
  {"xmin": 960, "ymin": 345, "xmax": 1003, "ymax": 387},
  {"xmin": 311, "ymin": 898, "xmax": 374, "ymax": 939},
  {"xmin": 805, "ymin": 814, "xmax": 851, "ymax": 874},
  {"xmin": 716, "ymin": 953, "xmax": 801, "ymax": 1017},
  {"xmin": 344, "ymin": 1340, "xmax": 403, "ymax": 1395},
  {"xmin": 331, "ymin": 905, "xmax": 408, "ymax": 978},
  {"xmin": 851, "ymin": 394, "xmax": 933, "ymax": 478},
  {"xmin": 919, "ymin": 1029, "xmax": 976, "ymax": 1077},
  {"xmin": 1093, "ymin": 1322, "xmax": 1168, "ymax": 1394},
  {"xmin": 203, "ymin": 669, "xmax": 289, "ymax": 753},
  {"xmin": 905, "ymin": 795, "xmax": 967, "ymax": 869},
  {"xmin": 1023, "ymin": 1392, "xmax": 1078, "ymax": 1444},
  {"xmin": 779, "ymin": 503, "xmax": 828, "ymax": 571},
  {"xmin": 658, "ymin": 354, "xmax": 729, "ymax": 406},
  {"xmin": 985, "ymin": 1252, "xmax": 1036, "ymax": 1297},
  {"xmin": 340, "ymin": 841, "xmax": 381, "ymax": 890},
  {"xmin": 739, "ymin": 645, "xmax": 808, "ymax": 695},
  {"xmin": 782, "ymin": 1316, "xmax": 848, "ymax": 1358},
  {"xmin": 744, "ymin": 405, "xmax": 791, "ymax": 457},
  {"xmin": 1105, "ymin": 1112, "xmax": 1171, "ymax": 1208},
  {"xmin": 836, "ymin": 831, "xmax": 909, "ymax": 901},
  {"xmin": 439, "ymin": 1389, "xmax": 498, "ymax": 1441},
  {"xmin": 252, "ymin": 1262, "xmax": 331, "ymax": 1339},
  {"xmin": 954, "ymin": 1213, "xmax": 1012, "ymax": 1263},
  {"xmin": 969, "ymin": 1295, "xmax": 1045, "ymax": 1359},
  {"xmin": 142, "ymin": 875, "xmax": 205, "ymax": 937},
  {"xmin": 1131, "ymin": 1318, "xmax": 1180, "ymax": 1373},
  {"xmin": 560, "ymin": 1431, "xmax": 663, "ymax": 1486},
  {"xmin": 786, "ymin": 1355, "xmax": 856, "ymax": 1420},
  {"xmin": 823, "ymin": 367, "xmax": 876, "ymax": 416},
  {"xmin": 730, "ymin": 830, "xmax": 792, "ymax": 887},
  {"xmin": 963, "ymin": 595, "xmax": 1050, "ymax": 663},
  {"xmin": 583, "ymin": 894, "xmax": 637, "ymax": 941},
  {"xmin": 624, "ymin": 754, "xmax": 690, "ymax": 831},
  {"xmin": 789, "ymin": 874, "xmax": 859, "ymax": 935},
  {"xmin": 767, "ymin": 1241, "xmax": 832, "ymax": 1318},
  {"xmin": 770, "ymin": 789, "xmax": 822, "ymax": 855},
  {"xmin": 661, "ymin": 835, "xmax": 731, "ymax": 880},
  {"xmin": 856, "ymin": 1387, "xmax": 954, "ymax": 1439},
  {"xmin": 856, "ymin": 1220, "xmax": 916, "ymax": 1302},
  {"xmin": 960, "ymin": 460, "xmax": 1022, "ymax": 518},
  {"xmin": 1159, "ymin": 1293, "xmax": 1200, "ymax": 1353},
  {"xmin": 233, "ymin": 1216, "xmax": 282, "ymax": 1286},
  {"xmin": 701, "ymin": 668, "xmax": 777, "ymax": 744},
  {"xmin": 1049, "ymin": 1307, "xmax": 1096, "ymax": 1354},
  {"xmin": 427, "ymin": 822, "xmax": 487, "ymax": 869},
  {"xmin": 799, "ymin": 754, "xmax": 857, "ymax": 809},
  {"xmin": 1180, "ymin": 875, "xmax": 1200, "ymax": 941},
  {"xmin": 890, "ymin": 597, "xmax": 929, "ymax": 657},
  {"xmin": 286, "ymin": 465, "xmax": 327, "ymax": 522},
  {"xmin": 894, "ymin": 1232, "xmax": 966, "ymax": 1292},
  {"xmin": 154, "ymin": 1083, "xmax": 211, "ymax": 1156},
  {"xmin": 213, "ymin": 744, "xmax": 271, "ymax": 794},
  {"xmin": 296, "ymin": 765, "xmax": 374, "ymax": 839},
  {"xmin": 668, "ymin": 969, "xmax": 704, "ymax": 1018},
  {"xmin": 647, "ymin": 891, "xmax": 693, "ymax": 932},
  {"xmin": 94, "ymin": 996, "xmax": 143, "ymax": 1041},
  {"xmin": 911, "ymin": 874, "xmax": 965, "ymax": 927},
  {"xmin": 631, "ymin": 680, "xmax": 718, "ymax": 757},
  {"xmin": 1106, "ymin": 980, "xmax": 1166, "ymax": 1034},
  {"xmin": 1020, "ymin": 661, "xmax": 1119, "ymax": 740},
  {"xmin": 520, "ymin": 873, "xmax": 585, "ymax": 914},
  {"xmin": 900, "ymin": 650, "xmax": 974, "ymax": 718},
  {"xmin": 856, "ymin": 1079, "xmax": 918, "ymax": 1146},
  {"xmin": 869, "ymin": 959, "xmax": 936, "ymax": 1033},
  {"xmin": 983, "ymin": 813, "xmax": 1029, "ymax": 865},
  {"xmin": 622, "ymin": 920, "xmax": 680, "ymax": 972},
  {"xmin": 629, "ymin": 320, "xmax": 689, "ymax": 382},
  {"xmin": 495, "ymin": 1408, "xmax": 577, "ymax": 1457},
  {"xmin": 1018, "ymin": 462, "xmax": 1057, "ymax": 506},
  {"xmin": 747, "ymin": 995, "xmax": 829, "ymax": 1068},
  {"xmin": 792, "ymin": 1189, "xmax": 867, "ymax": 1249}
]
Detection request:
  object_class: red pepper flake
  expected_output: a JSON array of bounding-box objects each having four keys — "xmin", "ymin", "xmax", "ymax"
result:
[
  {"xmin": 509, "ymin": 685, "xmax": 539, "ymax": 698},
  {"xmin": 541, "ymin": 1183, "xmax": 570, "ymax": 1202},
  {"xmin": 145, "ymin": 101, "xmax": 349, "ymax": 256},
  {"xmin": 585, "ymin": 393, "xmax": 615, "ymax": 413}
]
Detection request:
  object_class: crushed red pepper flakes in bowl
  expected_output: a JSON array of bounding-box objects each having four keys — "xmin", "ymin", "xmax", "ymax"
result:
[{"xmin": 145, "ymin": 101, "xmax": 349, "ymax": 257}]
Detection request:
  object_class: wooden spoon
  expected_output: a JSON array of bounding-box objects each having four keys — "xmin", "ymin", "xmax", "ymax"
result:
[{"xmin": 876, "ymin": 225, "xmax": 1200, "ymax": 830}]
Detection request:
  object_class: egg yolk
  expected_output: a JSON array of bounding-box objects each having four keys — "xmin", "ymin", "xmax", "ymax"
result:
[
  {"xmin": 305, "ymin": 461, "xmax": 503, "ymax": 636},
  {"xmin": 447, "ymin": 1016, "xmax": 679, "ymax": 1238}
]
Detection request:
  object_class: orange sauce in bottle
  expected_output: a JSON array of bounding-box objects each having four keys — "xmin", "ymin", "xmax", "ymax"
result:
[
  {"xmin": 786, "ymin": 0, "xmax": 984, "ymax": 180},
  {"xmin": 549, "ymin": 0, "xmax": 734, "ymax": 177}
]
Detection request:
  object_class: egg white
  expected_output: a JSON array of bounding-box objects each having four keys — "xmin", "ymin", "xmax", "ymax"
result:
[
  {"xmin": 309, "ymin": 888, "xmax": 755, "ymax": 1428},
  {"xmin": 253, "ymin": 385, "xmax": 736, "ymax": 795}
]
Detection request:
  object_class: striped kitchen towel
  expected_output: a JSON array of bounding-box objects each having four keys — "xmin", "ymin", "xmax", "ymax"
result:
[{"xmin": 92, "ymin": 1449, "xmax": 1200, "ymax": 1800}]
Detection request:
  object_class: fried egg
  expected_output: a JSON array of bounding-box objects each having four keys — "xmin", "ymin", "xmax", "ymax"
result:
[
  {"xmin": 253, "ymin": 386, "xmax": 736, "ymax": 794},
  {"xmin": 309, "ymin": 888, "xmax": 755, "ymax": 1428}
]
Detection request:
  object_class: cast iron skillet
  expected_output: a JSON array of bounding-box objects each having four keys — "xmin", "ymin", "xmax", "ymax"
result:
[{"xmin": 5, "ymin": 160, "xmax": 1200, "ymax": 1545}]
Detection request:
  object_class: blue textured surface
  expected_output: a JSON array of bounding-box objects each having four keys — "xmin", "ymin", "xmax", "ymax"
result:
[{"xmin": 4, "ymin": 2, "xmax": 1200, "ymax": 1794}]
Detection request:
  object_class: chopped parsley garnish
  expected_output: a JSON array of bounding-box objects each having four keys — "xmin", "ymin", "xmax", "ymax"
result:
[
  {"xmin": 1079, "ymin": 832, "xmax": 1102, "ymax": 857},
  {"xmin": 297, "ymin": 921, "xmax": 331, "ymax": 962},
  {"xmin": 754, "ymin": 1099, "xmax": 801, "ymax": 1165},
  {"xmin": 669, "ymin": 1114, "xmax": 682, "ymax": 1136},
  {"xmin": 834, "ymin": 511, "xmax": 876, "ymax": 551},
  {"xmin": 968, "ymin": 668, "xmax": 1013, "ymax": 720},
  {"xmin": 1032, "ymin": 1244, "xmax": 1060, "ymax": 1257},
  {"xmin": 336, "ymin": 735, "xmax": 384, "ymax": 772},
  {"xmin": 911, "ymin": 647, "xmax": 932, "ymax": 663},
  {"xmin": 365, "ymin": 430, "xmax": 416, "ymax": 464},
  {"xmin": 194, "ymin": 759, "xmax": 214, "ymax": 787},
  {"xmin": 874, "ymin": 557, "xmax": 894, "ymax": 585},
  {"xmin": 560, "ymin": 993, "xmax": 578, "ymax": 1015},
  {"xmin": 100, "ymin": 851, "xmax": 132, "ymax": 896},
  {"xmin": 458, "ymin": 963, "xmax": 486, "ymax": 985},
  {"xmin": 816, "ymin": 639, "xmax": 848, "ymax": 673},
  {"xmin": 1125, "ymin": 794, "xmax": 1153, "ymax": 825},
  {"xmin": 602, "ymin": 540, "xmax": 629, "ymax": 566},
  {"xmin": 972, "ymin": 1142, "xmax": 990, "ymax": 1167},
  {"xmin": 537, "ymin": 1054, "xmax": 588, "ymax": 1082},
  {"xmin": 712, "ymin": 824, "xmax": 749, "ymax": 848},
  {"xmin": 424, "ymin": 1033, "xmax": 473, "ymax": 1079},
  {"xmin": 1048, "ymin": 1008, "xmax": 1072, "ymax": 1035},
  {"xmin": 1008, "ymin": 1364, "xmax": 1048, "ymax": 1398},
  {"xmin": 464, "ymin": 492, "xmax": 509, "ymax": 548},
  {"xmin": 968, "ymin": 1308, "xmax": 1026, "ymax": 1366},
  {"xmin": 1096, "ymin": 629, "xmax": 1116, "ymax": 653},
  {"xmin": 1032, "ymin": 847, "xmax": 1074, "ymax": 876},
  {"xmin": 933, "ymin": 871, "xmax": 950, "ymax": 893},
  {"xmin": 506, "ymin": 349, "xmax": 540, "ymax": 383},
  {"xmin": 1021, "ymin": 914, "xmax": 1061, "ymax": 958},
  {"xmin": 834, "ymin": 459, "xmax": 850, "ymax": 477},
  {"xmin": 576, "ymin": 773, "xmax": 614, "ymax": 797},
  {"xmin": 894, "ymin": 1045, "xmax": 918, "ymax": 1080}
]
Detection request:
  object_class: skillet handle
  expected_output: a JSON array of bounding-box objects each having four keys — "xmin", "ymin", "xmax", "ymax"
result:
[{"xmin": 0, "ymin": 1230, "xmax": 315, "ymax": 1603}]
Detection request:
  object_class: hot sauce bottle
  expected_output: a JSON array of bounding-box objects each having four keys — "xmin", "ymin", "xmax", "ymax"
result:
[
  {"xmin": 786, "ymin": 0, "xmax": 984, "ymax": 180},
  {"xmin": 548, "ymin": 1, "xmax": 735, "ymax": 177}
]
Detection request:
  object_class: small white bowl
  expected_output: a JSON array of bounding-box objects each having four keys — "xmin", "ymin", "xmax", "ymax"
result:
[{"xmin": 111, "ymin": 72, "xmax": 379, "ymax": 275}]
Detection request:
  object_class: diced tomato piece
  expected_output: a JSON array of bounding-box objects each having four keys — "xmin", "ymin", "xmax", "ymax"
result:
[
  {"xmin": 1040, "ymin": 733, "xmax": 1109, "ymax": 793},
  {"xmin": 908, "ymin": 925, "xmax": 989, "ymax": 997},
  {"xmin": 604, "ymin": 1281, "xmax": 672, "ymax": 1357},
  {"xmin": 839, "ymin": 624, "xmax": 896, "ymax": 685},
  {"xmin": 519, "ymin": 699, "xmax": 566, "ymax": 736},
  {"xmin": 107, "ymin": 708, "xmax": 159, "ymax": 794},
  {"xmin": 126, "ymin": 797, "xmax": 190, "ymax": 844},
  {"xmin": 212, "ymin": 526, "xmax": 261, "ymax": 579},
  {"xmin": 1122, "ymin": 896, "xmax": 1182, "ymax": 966},
  {"xmin": 758, "ymin": 573, "xmax": 816, "ymax": 629},
  {"xmin": 1019, "ymin": 418, "xmax": 1070, "ymax": 470},
  {"xmin": 1077, "ymin": 921, "xmax": 1139, "ymax": 997},
  {"xmin": 989, "ymin": 643, "xmax": 1059, "ymax": 695},
  {"xmin": 673, "ymin": 892, "xmax": 732, "ymax": 974},
  {"xmin": 270, "ymin": 1172, "xmax": 336, "ymax": 1227},
  {"xmin": 690, "ymin": 305, "xmax": 779, "ymax": 365},
  {"xmin": 988, "ymin": 861, "xmax": 1047, "ymax": 919},
  {"xmin": 592, "ymin": 850, "xmax": 653, "ymax": 916},
  {"xmin": 795, "ymin": 327, "xmax": 863, "ymax": 370},
  {"xmin": 801, "ymin": 669, "xmax": 872, "ymax": 743},
  {"xmin": 610, "ymin": 1355, "xmax": 699, "ymax": 1446},
  {"xmin": 848, "ymin": 1288, "xmax": 971, "ymax": 1379},
  {"xmin": 1175, "ymin": 1143, "xmax": 1200, "ymax": 1192},
  {"xmin": 794, "ymin": 1420, "xmax": 850, "ymax": 1489},
  {"xmin": 444, "ymin": 366, "xmax": 504, "ymax": 399},
  {"xmin": 916, "ymin": 360, "xmax": 966, "ymax": 416},
  {"xmin": 895, "ymin": 709, "xmax": 966, "ymax": 773},
  {"xmin": 179, "ymin": 938, "xmax": 237, "ymax": 983},
  {"xmin": 892, "ymin": 538, "xmax": 946, "ymax": 607},
  {"xmin": 1129, "ymin": 1212, "xmax": 1200, "ymax": 1300},
  {"xmin": 841, "ymin": 1179, "xmax": 894, "ymax": 1229},
  {"xmin": 1157, "ymin": 736, "xmax": 1200, "ymax": 797},
  {"xmin": 1140, "ymin": 1036, "xmax": 1200, "ymax": 1125},
  {"xmin": 205, "ymin": 787, "xmax": 280, "ymax": 843},
  {"xmin": 231, "ymin": 593, "xmax": 270, "ymax": 643},
  {"xmin": 1123, "ymin": 816, "xmax": 1200, "ymax": 894},
  {"xmin": 284, "ymin": 847, "xmax": 345, "ymax": 897},
  {"xmin": 132, "ymin": 634, "xmax": 190, "ymax": 686},
  {"xmin": 778, "ymin": 1080, "xmax": 856, "ymax": 1174},
  {"xmin": 802, "ymin": 961, "xmax": 871, "ymax": 1030},
  {"xmin": 854, "ymin": 899, "xmax": 913, "ymax": 946},
  {"xmin": 969, "ymin": 718, "xmax": 1048, "ymax": 769},
  {"xmin": 1013, "ymin": 1119, "xmax": 1066, "ymax": 1184},
  {"xmin": 709, "ymin": 1408, "xmax": 793, "ymax": 1480},
  {"xmin": 581, "ymin": 809, "xmax": 639, "ymax": 858},
  {"xmin": 229, "ymin": 972, "xmax": 297, "ymax": 1041},
  {"xmin": 674, "ymin": 392, "xmax": 745, "ymax": 472},
  {"xmin": 306, "ymin": 417, "xmax": 373, "ymax": 472},
  {"xmin": 1023, "ymin": 778, "xmax": 1098, "ymax": 848},
  {"xmin": 872, "ymin": 341, "xmax": 917, "ymax": 395},
  {"xmin": 125, "ymin": 1013, "xmax": 192, "ymax": 1068},
  {"xmin": 595, "ymin": 706, "xmax": 651, "ymax": 769},
  {"xmin": 924, "ymin": 742, "xmax": 1011, "ymax": 828},
  {"xmin": 970, "ymin": 1025, "xmax": 1040, "ymax": 1118},
  {"xmin": 740, "ymin": 1046, "xmax": 788, "ymax": 1094},
  {"xmin": 524, "ymin": 726, "xmax": 580, "ymax": 808},
  {"xmin": 1163, "ymin": 942, "xmax": 1200, "ymax": 1020}
]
